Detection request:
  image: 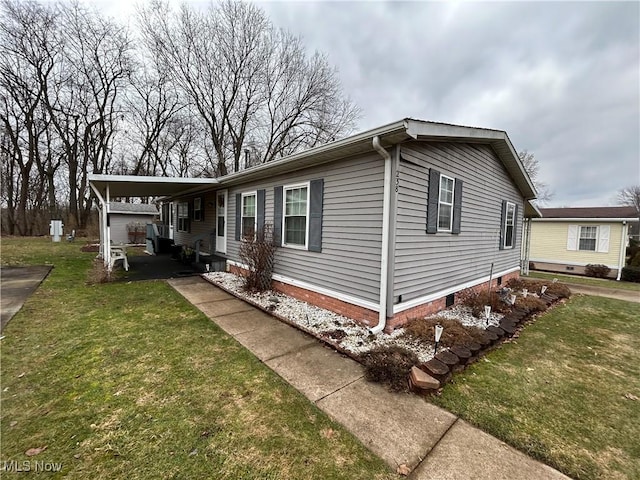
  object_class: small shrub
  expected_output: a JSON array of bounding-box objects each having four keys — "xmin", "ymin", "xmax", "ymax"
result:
[
  {"xmin": 585, "ymin": 264, "xmax": 611, "ymax": 278},
  {"xmin": 626, "ymin": 238, "xmax": 640, "ymax": 261},
  {"xmin": 506, "ymin": 278, "xmax": 571, "ymax": 299},
  {"xmin": 404, "ymin": 317, "xmax": 486, "ymax": 349},
  {"xmin": 621, "ymin": 266, "xmax": 640, "ymax": 283},
  {"xmin": 458, "ymin": 288, "xmax": 510, "ymax": 317},
  {"xmin": 359, "ymin": 346, "xmax": 418, "ymax": 392},
  {"xmin": 514, "ymin": 296, "xmax": 547, "ymax": 314},
  {"xmin": 545, "ymin": 282, "xmax": 571, "ymax": 299},
  {"xmin": 238, "ymin": 224, "xmax": 277, "ymax": 292},
  {"xmin": 86, "ymin": 258, "xmax": 112, "ymax": 285},
  {"xmin": 629, "ymin": 251, "xmax": 640, "ymax": 267}
]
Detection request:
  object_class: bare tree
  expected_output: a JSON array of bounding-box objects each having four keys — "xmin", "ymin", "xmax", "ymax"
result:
[
  {"xmin": 138, "ymin": 0, "xmax": 358, "ymax": 177},
  {"xmin": 617, "ymin": 185, "xmax": 640, "ymax": 212},
  {"xmin": 42, "ymin": 2, "xmax": 132, "ymax": 228},
  {"xmin": 518, "ymin": 150, "xmax": 554, "ymax": 204},
  {"xmin": 0, "ymin": 0, "xmax": 60, "ymax": 234}
]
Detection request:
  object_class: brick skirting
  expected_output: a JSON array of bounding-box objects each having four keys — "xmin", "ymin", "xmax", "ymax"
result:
[{"xmin": 229, "ymin": 264, "xmax": 520, "ymax": 333}]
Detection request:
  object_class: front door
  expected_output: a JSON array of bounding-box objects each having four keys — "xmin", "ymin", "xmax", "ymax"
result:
[
  {"xmin": 168, "ymin": 202, "xmax": 175, "ymax": 240},
  {"xmin": 216, "ymin": 191, "xmax": 227, "ymax": 254}
]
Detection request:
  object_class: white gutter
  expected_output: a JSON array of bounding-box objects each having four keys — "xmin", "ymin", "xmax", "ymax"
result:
[
  {"xmin": 617, "ymin": 221, "xmax": 628, "ymax": 281},
  {"xmin": 370, "ymin": 136, "xmax": 392, "ymax": 334}
]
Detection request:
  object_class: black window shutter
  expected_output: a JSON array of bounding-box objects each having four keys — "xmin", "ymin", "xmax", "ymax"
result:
[
  {"xmin": 452, "ymin": 179, "xmax": 463, "ymax": 234},
  {"xmin": 308, "ymin": 179, "xmax": 324, "ymax": 252},
  {"xmin": 200, "ymin": 196, "xmax": 205, "ymax": 220},
  {"xmin": 273, "ymin": 186, "xmax": 283, "ymax": 246},
  {"xmin": 235, "ymin": 193, "xmax": 242, "ymax": 241},
  {"xmin": 257, "ymin": 189, "xmax": 265, "ymax": 232},
  {"xmin": 426, "ymin": 169, "xmax": 440, "ymax": 234},
  {"xmin": 499, "ymin": 200, "xmax": 507, "ymax": 250}
]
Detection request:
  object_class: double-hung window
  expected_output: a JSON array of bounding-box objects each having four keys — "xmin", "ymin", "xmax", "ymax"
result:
[
  {"xmin": 177, "ymin": 202, "xmax": 189, "ymax": 232},
  {"xmin": 437, "ymin": 175, "xmax": 455, "ymax": 232},
  {"xmin": 283, "ymin": 184, "xmax": 309, "ymax": 248},
  {"xmin": 503, "ymin": 202, "xmax": 516, "ymax": 248},
  {"xmin": 578, "ymin": 226, "xmax": 597, "ymax": 251},
  {"xmin": 241, "ymin": 193, "xmax": 257, "ymax": 239}
]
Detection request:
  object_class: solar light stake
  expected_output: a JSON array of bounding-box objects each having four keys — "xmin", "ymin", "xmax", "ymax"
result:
[
  {"xmin": 434, "ymin": 324, "xmax": 444, "ymax": 354},
  {"xmin": 484, "ymin": 305, "xmax": 492, "ymax": 326},
  {"xmin": 522, "ymin": 288, "xmax": 528, "ymax": 298}
]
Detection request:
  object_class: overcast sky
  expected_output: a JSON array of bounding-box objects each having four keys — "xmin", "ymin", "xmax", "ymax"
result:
[{"xmin": 96, "ymin": 0, "xmax": 639, "ymax": 207}]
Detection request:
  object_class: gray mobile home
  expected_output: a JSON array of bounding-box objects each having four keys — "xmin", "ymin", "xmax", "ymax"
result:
[{"xmin": 91, "ymin": 119, "xmax": 537, "ymax": 332}]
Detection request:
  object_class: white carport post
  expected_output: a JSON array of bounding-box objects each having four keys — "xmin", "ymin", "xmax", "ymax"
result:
[{"xmin": 89, "ymin": 180, "xmax": 110, "ymax": 268}]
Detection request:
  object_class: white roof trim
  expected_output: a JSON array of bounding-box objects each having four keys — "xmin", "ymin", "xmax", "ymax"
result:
[{"xmin": 532, "ymin": 217, "xmax": 637, "ymax": 222}]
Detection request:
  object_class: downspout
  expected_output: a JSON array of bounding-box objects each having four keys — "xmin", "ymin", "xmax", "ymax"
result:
[
  {"xmin": 616, "ymin": 221, "xmax": 628, "ymax": 281},
  {"xmin": 370, "ymin": 136, "xmax": 392, "ymax": 334}
]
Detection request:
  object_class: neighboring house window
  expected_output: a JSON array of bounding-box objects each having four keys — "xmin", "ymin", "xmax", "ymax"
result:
[
  {"xmin": 283, "ymin": 184, "xmax": 309, "ymax": 248},
  {"xmin": 193, "ymin": 197, "xmax": 203, "ymax": 221},
  {"xmin": 579, "ymin": 225, "xmax": 597, "ymax": 251},
  {"xmin": 241, "ymin": 192, "xmax": 257, "ymax": 238},
  {"xmin": 566, "ymin": 224, "xmax": 610, "ymax": 253},
  {"xmin": 504, "ymin": 202, "xmax": 516, "ymax": 248},
  {"xmin": 177, "ymin": 202, "xmax": 189, "ymax": 232},
  {"xmin": 426, "ymin": 169, "xmax": 462, "ymax": 235}
]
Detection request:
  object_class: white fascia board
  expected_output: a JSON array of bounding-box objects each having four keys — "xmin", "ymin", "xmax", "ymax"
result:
[
  {"xmin": 532, "ymin": 218, "xmax": 635, "ymax": 223},
  {"xmin": 392, "ymin": 266, "xmax": 521, "ymax": 315}
]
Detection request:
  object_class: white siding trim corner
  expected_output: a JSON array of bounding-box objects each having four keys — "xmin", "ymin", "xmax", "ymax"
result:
[
  {"xmin": 392, "ymin": 266, "xmax": 521, "ymax": 315},
  {"xmin": 226, "ymin": 260, "xmax": 381, "ymax": 312}
]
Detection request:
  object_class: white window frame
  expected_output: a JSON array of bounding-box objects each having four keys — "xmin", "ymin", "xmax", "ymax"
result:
[
  {"xmin": 177, "ymin": 202, "xmax": 189, "ymax": 232},
  {"xmin": 241, "ymin": 191, "xmax": 257, "ymax": 240},
  {"xmin": 282, "ymin": 182, "xmax": 310, "ymax": 250},
  {"xmin": 193, "ymin": 197, "xmax": 203, "ymax": 222},
  {"xmin": 437, "ymin": 174, "xmax": 455, "ymax": 232},
  {"xmin": 578, "ymin": 225, "xmax": 597, "ymax": 251},
  {"xmin": 503, "ymin": 201, "xmax": 516, "ymax": 249}
]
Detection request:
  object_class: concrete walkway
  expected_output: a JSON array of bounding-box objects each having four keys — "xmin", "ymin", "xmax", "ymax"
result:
[
  {"xmin": 169, "ymin": 277, "xmax": 570, "ymax": 480},
  {"xmin": 0, "ymin": 265, "xmax": 52, "ymax": 332},
  {"xmin": 566, "ymin": 284, "xmax": 640, "ymax": 303}
]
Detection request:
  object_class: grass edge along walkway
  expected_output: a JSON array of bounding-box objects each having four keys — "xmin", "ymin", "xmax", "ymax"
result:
[{"xmin": 0, "ymin": 238, "xmax": 395, "ymax": 480}]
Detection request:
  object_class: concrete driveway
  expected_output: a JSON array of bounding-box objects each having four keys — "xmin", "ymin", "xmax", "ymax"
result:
[{"xmin": 0, "ymin": 266, "xmax": 52, "ymax": 332}]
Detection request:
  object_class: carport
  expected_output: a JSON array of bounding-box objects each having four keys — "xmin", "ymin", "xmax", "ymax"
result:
[{"xmin": 89, "ymin": 174, "xmax": 217, "ymax": 270}]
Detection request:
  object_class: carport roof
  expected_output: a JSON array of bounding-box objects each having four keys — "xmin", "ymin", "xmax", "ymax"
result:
[{"xmin": 89, "ymin": 174, "xmax": 217, "ymax": 199}]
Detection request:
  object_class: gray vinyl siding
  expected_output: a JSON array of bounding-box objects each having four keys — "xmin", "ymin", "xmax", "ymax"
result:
[
  {"xmin": 394, "ymin": 141, "xmax": 524, "ymax": 302},
  {"xmin": 173, "ymin": 191, "xmax": 217, "ymax": 253},
  {"xmin": 226, "ymin": 153, "xmax": 385, "ymax": 304}
]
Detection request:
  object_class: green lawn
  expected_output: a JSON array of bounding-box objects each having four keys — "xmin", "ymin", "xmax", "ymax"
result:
[
  {"xmin": 431, "ymin": 295, "xmax": 640, "ymax": 480},
  {"xmin": 0, "ymin": 237, "xmax": 395, "ymax": 479},
  {"xmin": 527, "ymin": 270, "xmax": 640, "ymax": 292}
]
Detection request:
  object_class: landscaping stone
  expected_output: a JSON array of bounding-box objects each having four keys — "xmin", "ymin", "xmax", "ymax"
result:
[
  {"xmin": 421, "ymin": 358, "xmax": 449, "ymax": 379},
  {"xmin": 465, "ymin": 342, "xmax": 482, "ymax": 353},
  {"xmin": 487, "ymin": 325, "xmax": 506, "ymax": 337},
  {"xmin": 481, "ymin": 330, "xmax": 499, "ymax": 343},
  {"xmin": 449, "ymin": 346, "xmax": 472, "ymax": 364},
  {"xmin": 434, "ymin": 350, "xmax": 459, "ymax": 367},
  {"xmin": 410, "ymin": 366, "xmax": 440, "ymax": 391},
  {"xmin": 499, "ymin": 321, "xmax": 518, "ymax": 335}
]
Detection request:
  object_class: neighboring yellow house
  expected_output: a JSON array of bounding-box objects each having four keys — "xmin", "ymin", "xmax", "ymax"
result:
[{"xmin": 530, "ymin": 206, "xmax": 639, "ymax": 280}]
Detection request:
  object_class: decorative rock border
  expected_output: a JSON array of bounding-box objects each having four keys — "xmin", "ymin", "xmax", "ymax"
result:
[{"xmin": 409, "ymin": 295, "xmax": 564, "ymax": 394}]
